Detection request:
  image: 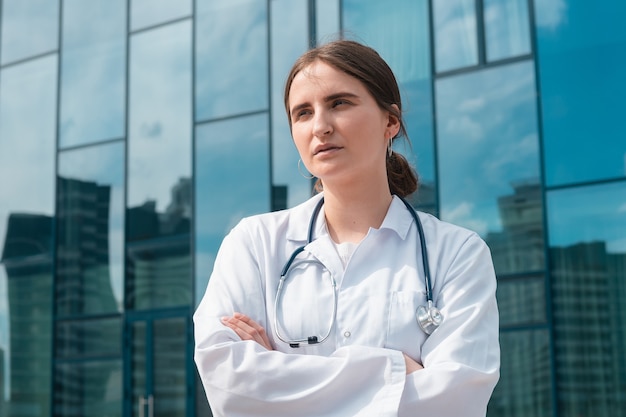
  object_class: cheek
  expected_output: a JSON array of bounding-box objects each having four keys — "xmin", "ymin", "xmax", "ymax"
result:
[{"xmin": 291, "ymin": 126, "xmax": 310, "ymax": 154}]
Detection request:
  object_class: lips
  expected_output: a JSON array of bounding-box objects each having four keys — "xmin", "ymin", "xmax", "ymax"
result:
[{"xmin": 313, "ymin": 144, "xmax": 342, "ymax": 155}]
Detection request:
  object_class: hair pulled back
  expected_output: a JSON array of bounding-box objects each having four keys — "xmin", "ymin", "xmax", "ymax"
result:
[{"xmin": 284, "ymin": 39, "xmax": 418, "ymax": 197}]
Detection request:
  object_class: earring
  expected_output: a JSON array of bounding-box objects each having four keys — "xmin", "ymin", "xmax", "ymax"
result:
[
  {"xmin": 387, "ymin": 137, "xmax": 393, "ymax": 157},
  {"xmin": 298, "ymin": 159, "xmax": 314, "ymax": 179}
]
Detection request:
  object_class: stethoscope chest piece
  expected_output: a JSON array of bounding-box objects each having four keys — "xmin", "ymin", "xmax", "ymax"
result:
[{"xmin": 416, "ymin": 301, "xmax": 443, "ymax": 335}]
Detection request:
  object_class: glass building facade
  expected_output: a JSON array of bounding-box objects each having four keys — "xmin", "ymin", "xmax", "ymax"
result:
[{"xmin": 0, "ymin": 0, "xmax": 624, "ymax": 416}]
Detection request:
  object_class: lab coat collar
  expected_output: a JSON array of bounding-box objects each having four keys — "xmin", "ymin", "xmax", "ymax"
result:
[{"xmin": 285, "ymin": 193, "xmax": 414, "ymax": 242}]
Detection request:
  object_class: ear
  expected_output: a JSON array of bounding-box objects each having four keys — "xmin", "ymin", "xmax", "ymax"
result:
[{"xmin": 386, "ymin": 104, "xmax": 401, "ymax": 138}]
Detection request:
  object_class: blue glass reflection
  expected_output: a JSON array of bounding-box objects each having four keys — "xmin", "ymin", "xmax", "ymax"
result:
[
  {"xmin": 0, "ymin": 0, "xmax": 59, "ymax": 64},
  {"xmin": 195, "ymin": 114, "xmax": 270, "ymax": 304},
  {"xmin": 343, "ymin": 0, "xmax": 436, "ymax": 212},
  {"xmin": 128, "ymin": 21, "xmax": 192, "ymax": 241},
  {"xmin": 195, "ymin": 0, "xmax": 268, "ymax": 121},
  {"xmin": 270, "ymin": 0, "xmax": 311, "ymax": 209},
  {"xmin": 536, "ymin": 0, "xmax": 626, "ymax": 186},
  {"xmin": 130, "ymin": 0, "xmax": 191, "ymax": 31},
  {"xmin": 489, "ymin": 330, "xmax": 553, "ymax": 416},
  {"xmin": 433, "ymin": 0, "xmax": 478, "ymax": 72},
  {"xmin": 437, "ymin": 61, "xmax": 544, "ymax": 275},
  {"xmin": 0, "ymin": 55, "xmax": 56, "ymax": 416},
  {"xmin": 59, "ymin": 0, "xmax": 126, "ymax": 148},
  {"xmin": 316, "ymin": 0, "xmax": 340, "ymax": 43},
  {"xmin": 484, "ymin": 0, "xmax": 531, "ymax": 61},
  {"xmin": 57, "ymin": 142, "xmax": 125, "ymax": 316},
  {"xmin": 547, "ymin": 181, "xmax": 626, "ymax": 415}
]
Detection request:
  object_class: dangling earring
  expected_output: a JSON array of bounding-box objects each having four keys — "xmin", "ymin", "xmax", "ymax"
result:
[
  {"xmin": 298, "ymin": 159, "xmax": 314, "ymax": 179},
  {"xmin": 387, "ymin": 137, "xmax": 393, "ymax": 157}
]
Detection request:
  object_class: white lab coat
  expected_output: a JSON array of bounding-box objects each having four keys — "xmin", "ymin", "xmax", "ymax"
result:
[{"xmin": 194, "ymin": 193, "xmax": 500, "ymax": 417}]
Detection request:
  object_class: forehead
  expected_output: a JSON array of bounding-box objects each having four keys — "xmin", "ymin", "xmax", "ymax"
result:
[{"xmin": 289, "ymin": 61, "xmax": 366, "ymax": 101}]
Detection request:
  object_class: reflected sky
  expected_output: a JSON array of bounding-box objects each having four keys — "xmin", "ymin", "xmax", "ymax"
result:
[
  {"xmin": 484, "ymin": 0, "xmax": 531, "ymax": 61},
  {"xmin": 130, "ymin": 0, "xmax": 191, "ymax": 31},
  {"xmin": 58, "ymin": 142, "xmax": 125, "ymax": 310},
  {"xmin": 437, "ymin": 61, "xmax": 540, "ymax": 235},
  {"xmin": 59, "ymin": 0, "xmax": 126, "ymax": 148},
  {"xmin": 195, "ymin": 0, "xmax": 268, "ymax": 121},
  {"xmin": 0, "ymin": 0, "xmax": 59, "ymax": 64},
  {"xmin": 315, "ymin": 0, "xmax": 340, "ymax": 44},
  {"xmin": 128, "ymin": 20, "xmax": 192, "ymax": 214},
  {"xmin": 547, "ymin": 181, "xmax": 626, "ymax": 253},
  {"xmin": 270, "ymin": 0, "xmax": 312, "ymax": 208},
  {"xmin": 433, "ymin": 0, "xmax": 478, "ymax": 72},
  {"xmin": 195, "ymin": 113, "xmax": 270, "ymax": 304},
  {"xmin": 536, "ymin": 0, "xmax": 626, "ymax": 186}
]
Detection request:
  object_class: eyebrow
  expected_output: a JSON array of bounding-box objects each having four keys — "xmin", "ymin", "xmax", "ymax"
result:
[{"xmin": 290, "ymin": 92, "xmax": 360, "ymax": 118}]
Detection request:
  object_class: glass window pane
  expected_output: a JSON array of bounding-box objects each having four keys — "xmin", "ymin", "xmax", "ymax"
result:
[
  {"xmin": 316, "ymin": 0, "xmax": 340, "ymax": 43},
  {"xmin": 126, "ymin": 237, "xmax": 192, "ymax": 310},
  {"xmin": 484, "ymin": 0, "xmax": 531, "ymax": 61},
  {"xmin": 497, "ymin": 275, "xmax": 546, "ymax": 327},
  {"xmin": 130, "ymin": 0, "xmax": 192, "ymax": 31},
  {"xmin": 59, "ymin": 0, "xmax": 126, "ymax": 148},
  {"xmin": 54, "ymin": 360, "xmax": 122, "ymax": 417},
  {"xmin": 436, "ymin": 62, "xmax": 545, "ymax": 275},
  {"xmin": 489, "ymin": 330, "xmax": 553, "ymax": 416},
  {"xmin": 270, "ymin": 0, "xmax": 311, "ymax": 209},
  {"xmin": 153, "ymin": 318, "xmax": 187, "ymax": 416},
  {"xmin": 343, "ymin": 0, "xmax": 436, "ymax": 213},
  {"xmin": 547, "ymin": 181, "xmax": 626, "ymax": 416},
  {"xmin": 195, "ymin": 114, "xmax": 270, "ymax": 304},
  {"xmin": 128, "ymin": 21, "xmax": 192, "ymax": 242},
  {"xmin": 0, "ymin": 56, "xmax": 56, "ymax": 416},
  {"xmin": 536, "ymin": 1, "xmax": 626, "ymax": 186},
  {"xmin": 56, "ymin": 143, "xmax": 125, "ymax": 317},
  {"xmin": 195, "ymin": 0, "xmax": 268, "ymax": 121},
  {"xmin": 0, "ymin": 0, "xmax": 59, "ymax": 64},
  {"xmin": 433, "ymin": 0, "xmax": 478, "ymax": 72},
  {"xmin": 56, "ymin": 317, "xmax": 121, "ymax": 358}
]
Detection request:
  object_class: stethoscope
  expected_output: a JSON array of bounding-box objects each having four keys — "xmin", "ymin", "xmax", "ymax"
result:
[{"xmin": 274, "ymin": 196, "xmax": 443, "ymax": 348}]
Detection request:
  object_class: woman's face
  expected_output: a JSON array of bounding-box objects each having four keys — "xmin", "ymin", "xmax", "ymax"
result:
[{"xmin": 288, "ymin": 60, "xmax": 399, "ymax": 188}]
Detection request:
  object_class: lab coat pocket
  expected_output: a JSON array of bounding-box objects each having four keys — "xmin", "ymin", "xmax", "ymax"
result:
[{"xmin": 386, "ymin": 291, "xmax": 426, "ymax": 361}]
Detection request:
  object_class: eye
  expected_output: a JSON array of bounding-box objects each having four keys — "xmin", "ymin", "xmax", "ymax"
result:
[
  {"xmin": 292, "ymin": 108, "xmax": 312, "ymax": 122},
  {"xmin": 332, "ymin": 99, "xmax": 349, "ymax": 108}
]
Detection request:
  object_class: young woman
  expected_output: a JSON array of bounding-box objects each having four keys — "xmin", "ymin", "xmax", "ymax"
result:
[{"xmin": 194, "ymin": 40, "xmax": 500, "ymax": 417}]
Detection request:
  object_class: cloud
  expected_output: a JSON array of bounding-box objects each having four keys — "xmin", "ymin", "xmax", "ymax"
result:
[{"xmin": 443, "ymin": 201, "xmax": 489, "ymax": 235}]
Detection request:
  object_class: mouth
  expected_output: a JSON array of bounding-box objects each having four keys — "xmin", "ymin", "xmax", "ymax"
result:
[{"xmin": 313, "ymin": 145, "xmax": 342, "ymax": 155}]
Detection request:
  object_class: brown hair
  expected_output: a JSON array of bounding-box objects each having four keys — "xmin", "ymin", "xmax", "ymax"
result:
[{"xmin": 283, "ymin": 39, "xmax": 418, "ymax": 197}]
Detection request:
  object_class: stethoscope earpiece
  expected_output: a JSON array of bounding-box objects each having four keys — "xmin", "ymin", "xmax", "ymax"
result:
[{"xmin": 416, "ymin": 301, "xmax": 443, "ymax": 335}]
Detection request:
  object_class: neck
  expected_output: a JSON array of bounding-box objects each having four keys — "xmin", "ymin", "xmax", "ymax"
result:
[{"xmin": 321, "ymin": 179, "xmax": 393, "ymax": 244}]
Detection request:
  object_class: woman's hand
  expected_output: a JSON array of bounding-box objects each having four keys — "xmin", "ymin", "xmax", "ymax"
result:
[
  {"xmin": 221, "ymin": 313, "xmax": 274, "ymax": 350},
  {"xmin": 403, "ymin": 353, "xmax": 424, "ymax": 374}
]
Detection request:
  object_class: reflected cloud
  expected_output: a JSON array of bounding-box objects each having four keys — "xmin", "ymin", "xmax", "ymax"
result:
[
  {"xmin": 444, "ymin": 201, "xmax": 488, "ymax": 235},
  {"xmin": 433, "ymin": 0, "xmax": 477, "ymax": 71}
]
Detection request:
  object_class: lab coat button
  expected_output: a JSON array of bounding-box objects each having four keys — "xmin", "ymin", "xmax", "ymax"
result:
[{"xmin": 343, "ymin": 331, "xmax": 351, "ymax": 338}]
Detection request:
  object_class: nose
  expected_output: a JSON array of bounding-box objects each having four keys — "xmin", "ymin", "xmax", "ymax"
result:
[{"xmin": 312, "ymin": 109, "xmax": 333, "ymax": 138}]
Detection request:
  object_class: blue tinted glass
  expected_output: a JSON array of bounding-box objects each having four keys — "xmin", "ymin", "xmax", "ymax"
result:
[
  {"xmin": 316, "ymin": 0, "xmax": 340, "ymax": 43},
  {"xmin": 489, "ymin": 329, "xmax": 553, "ymax": 416},
  {"xmin": 343, "ymin": 0, "xmax": 435, "ymax": 212},
  {"xmin": 195, "ymin": 114, "xmax": 270, "ymax": 304},
  {"xmin": 59, "ymin": 0, "xmax": 126, "ymax": 148},
  {"xmin": 55, "ymin": 360, "xmax": 122, "ymax": 416},
  {"xmin": 497, "ymin": 275, "xmax": 546, "ymax": 327},
  {"xmin": 130, "ymin": 0, "xmax": 192, "ymax": 31},
  {"xmin": 433, "ymin": 0, "xmax": 478, "ymax": 72},
  {"xmin": 126, "ymin": 236, "xmax": 192, "ymax": 310},
  {"xmin": 57, "ymin": 142, "xmax": 125, "ymax": 317},
  {"xmin": 536, "ymin": 1, "xmax": 626, "ymax": 186},
  {"xmin": 128, "ymin": 21, "xmax": 192, "ymax": 241},
  {"xmin": 0, "ymin": 56, "xmax": 56, "ymax": 415},
  {"xmin": 437, "ymin": 61, "xmax": 544, "ymax": 275},
  {"xmin": 547, "ymin": 181, "xmax": 626, "ymax": 415},
  {"xmin": 484, "ymin": 0, "xmax": 531, "ymax": 61},
  {"xmin": 0, "ymin": 0, "xmax": 59, "ymax": 64},
  {"xmin": 56, "ymin": 317, "xmax": 121, "ymax": 358},
  {"xmin": 270, "ymin": 0, "xmax": 311, "ymax": 209},
  {"xmin": 195, "ymin": 0, "xmax": 268, "ymax": 121}
]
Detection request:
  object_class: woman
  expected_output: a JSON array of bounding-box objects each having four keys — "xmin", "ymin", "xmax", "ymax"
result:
[{"xmin": 194, "ymin": 40, "xmax": 500, "ymax": 417}]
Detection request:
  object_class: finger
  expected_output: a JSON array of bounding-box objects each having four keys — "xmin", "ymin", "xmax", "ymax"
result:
[
  {"xmin": 233, "ymin": 313, "xmax": 273, "ymax": 348},
  {"xmin": 221, "ymin": 315, "xmax": 272, "ymax": 350}
]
